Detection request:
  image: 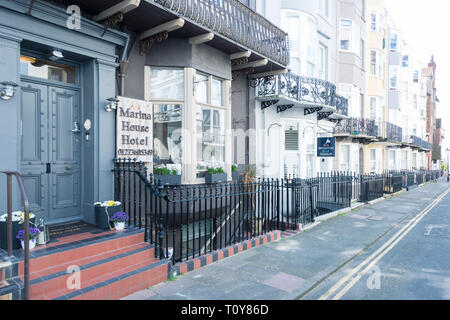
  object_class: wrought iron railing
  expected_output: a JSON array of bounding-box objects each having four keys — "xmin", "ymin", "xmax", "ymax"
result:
[
  {"xmin": 409, "ymin": 135, "xmax": 432, "ymax": 150},
  {"xmin": 0, "ymin": 171, "xmax": 30, "ymax": 300},
  {"xmin": 252, "ymin": 72, "xmax": 348, "ymax": 116},
  {"xmin": 113, "ymin": 159, "xmax": 443, "ymax": 265},
  {"xmin": 385, "ymin": 122, "xmax": 403, "ymax": 143},
  {"xmin": 334, "ymin": 118, "xmax": 379, "ymax": 137},
  {"xmin": 149, "ymin": 0, "xmax": 289, "ymax": 66}
]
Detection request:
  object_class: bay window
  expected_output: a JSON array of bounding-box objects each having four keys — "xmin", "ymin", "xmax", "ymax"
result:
[
  {"xmin": 149, "ymin": 68, "xmax": 184, "ymax": 174},
  {"xmin": 370, "ymin": 50, "xmax": 383, "ymax": 78},
  {"xmin": 340, "ymin": 19, "xmax": 353, "ymax": 51},
  {"xmin": 146, "ymin": 66, "xmax": 230, "ymax": 184},
  {"xmin": 196, "ymin": 73, "xmax": 226, "ymax": 178}
]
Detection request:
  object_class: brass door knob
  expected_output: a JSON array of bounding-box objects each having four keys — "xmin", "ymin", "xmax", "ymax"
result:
[{"xmin": 66, "ymin": 165, "xmax": 73, "ymax": 171}]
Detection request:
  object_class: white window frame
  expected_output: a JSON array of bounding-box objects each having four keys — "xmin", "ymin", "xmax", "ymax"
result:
[
  {"xmin": 390, "ymin": 66, "xmax": 399, "ymax": 90},
  {"xmin": 390, "ymin": 32, "xmax": 398, "ymax": 52},
  {"xmin": 318, "ymin": 43, "xmax": 328, "ymax": 80},
  {"xmin": 370, "ymin": 12, "xmax": 379, "ymax": 32},
  {"xmin": 339, "ymin": 19, "xmax": 354, "ymax": 52},
  {"xmin": 340, "ymin": 144, "xmax": 351, "ymax": 172},
  {"xmin": 370, "ymin": 49, "xmax": 383, "ymax": 79}
]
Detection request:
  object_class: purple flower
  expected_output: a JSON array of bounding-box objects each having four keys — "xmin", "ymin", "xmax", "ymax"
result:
[
  {"xmin": 16, "ymin": 227, "xmax": 40, "ymax": 241},
  {"xmin": 109, "ymin": 212, "xmax": 129, "ymax": 223}
]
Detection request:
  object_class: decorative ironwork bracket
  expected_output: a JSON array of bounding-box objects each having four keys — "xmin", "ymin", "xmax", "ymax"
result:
[
  {"xmin": 232, "ymin": 67, "xmax": 255, "ymax": 81},
  {"xmin": 304, "ymin": 107, "xmax": 323, "ymax": 116},
  {"xmin": 317, "ymin": 111, "xmax": 333, "ymax": 121},
  {"xmin": 261, "ymin": 100, "xmax": 279, "ymax": 110},
  {"xmin": 328, "ymin": 118, "xmax": 343, "ymax": 124},
  {"xmin": 101, "ymin": 12, "xmax": 124, "ymax": 37},
  {"xmin": 249, "ymin": 75, "xmax": 275, "ymax": 88},
  {"xmin": 231, "ymin": 57, "xmax": 249, "ymax": 67},
  {"xmin": 277, "ymin": 104, "xmax": 294, "ymax": 113},
  {"xmin": 140, "ymin": 31, "xmax": 169, "ymax": 55}
]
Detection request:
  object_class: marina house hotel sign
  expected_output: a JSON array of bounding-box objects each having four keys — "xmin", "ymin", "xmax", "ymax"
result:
[{"xmin": 116, "ymin": 97, "xmax": 153, "ymax": 163}]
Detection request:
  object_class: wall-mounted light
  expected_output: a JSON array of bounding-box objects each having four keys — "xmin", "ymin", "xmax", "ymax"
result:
[
  {"xmin": 105, "ymin": 97, "xmax": 120, "ymax": 112},
  {"xmin": 0, "ymin": 81, "xmax": 19, "ymax": 100},
  {"xmin": 48, "ymin": 50, "xmax": 64, "ymax": 61}
]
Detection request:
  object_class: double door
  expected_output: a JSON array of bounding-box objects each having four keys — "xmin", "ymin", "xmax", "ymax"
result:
[{"xmin": 20, "ymin": 81, "xmax": 81, "ymax": 222}]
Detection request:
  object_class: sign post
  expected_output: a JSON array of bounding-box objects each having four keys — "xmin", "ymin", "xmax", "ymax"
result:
[{"xmin": 116, "ymin": 96, "xmax": 153, "ymax": 163}]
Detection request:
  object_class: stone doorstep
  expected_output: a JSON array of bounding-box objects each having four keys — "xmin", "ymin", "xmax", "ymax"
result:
[{"xmin": 173, "ymin": 231, "xmax": 282, "ymax": 276}]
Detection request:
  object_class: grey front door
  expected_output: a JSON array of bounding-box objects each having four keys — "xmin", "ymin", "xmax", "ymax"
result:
[{"xmin": 20, "ymin": 81, "xmax": 81, "ymax": 223}]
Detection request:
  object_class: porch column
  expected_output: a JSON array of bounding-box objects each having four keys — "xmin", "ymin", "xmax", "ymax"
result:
[{"xmin": 0, "ymin": 30, "xmax": 22, "ymax": 212}]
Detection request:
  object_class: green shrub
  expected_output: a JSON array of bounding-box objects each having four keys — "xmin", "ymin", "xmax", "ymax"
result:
[{"xmin": 232, "ymin": 165, "xmax": 238, "ymax": 172}]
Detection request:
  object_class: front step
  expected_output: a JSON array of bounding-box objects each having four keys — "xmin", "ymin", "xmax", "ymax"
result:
[{"xmin": 7, "ymin": 228, "xmax": 169, "ymax": 300}]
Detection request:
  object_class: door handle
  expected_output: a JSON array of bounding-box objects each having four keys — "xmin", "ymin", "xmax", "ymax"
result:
[
  {"xmin": 46, "ymin": 163, "xmax": 51, "ymax": 174},
  {"xmin": 66, "ymin": 165, "xmax": 73, "ymax": 171},
  {"xmin": 71, "ymin": 122, "xmax": 81, "ymax": 133}
]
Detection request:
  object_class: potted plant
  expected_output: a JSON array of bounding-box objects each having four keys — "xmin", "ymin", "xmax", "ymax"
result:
[
  {"xmin": 205, "ymin": 167, "xmax": 227, "ymax": 184},
  {"xmin": 153, "ymin": 166, "xmax": 182, "ymax": 185},
  {"xmin": 16, "ymin": 227, "xmax": 40, "ymax": 250},
  {"xmin": 232, "ymin": 164, "xmax": 239, "ymax": 181},
  {"xmin": 109, "ymin": 212, "xmax": 129, "ymax": 231},
  {"xmin": 94, "ymin": 201, "xmax": 123, "ymax": 230},
  {"xmin": 0, "ymin": 211, "xmax": 36, "ymax": 250}
]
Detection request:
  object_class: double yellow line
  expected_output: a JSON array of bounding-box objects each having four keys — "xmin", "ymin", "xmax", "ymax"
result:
[{"xmin": 319, "ymin": 187, "xmax": 450, "ymax": 300}]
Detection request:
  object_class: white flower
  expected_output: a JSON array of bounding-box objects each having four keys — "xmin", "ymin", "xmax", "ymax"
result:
[
  {"xmin": 0, "ymin": 211, "xmax": 35, "ymax": 222},
  {"xmin": 94, "ymin": 201, "xmax": 121, "ymax": 207}
]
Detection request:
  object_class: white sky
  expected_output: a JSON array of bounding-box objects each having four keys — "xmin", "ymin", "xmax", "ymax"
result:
[{"xmin": 384, "ymin": 0, "xmax": 450, "ymax": 157}]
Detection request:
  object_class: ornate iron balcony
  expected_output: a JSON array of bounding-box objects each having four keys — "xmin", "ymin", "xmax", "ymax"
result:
[
  {"xmin": 252, "ymin": 72, "xmax": 348, "ymax": 117},
  {"xmin": 334, "ymin": 118, "xmax": 379, "ymax": 137},
  {"xmin": 149, "ymin": 0, "xmax": 289, "ymax": 66},
  {"xmin": 385, "ymin": 122, "xmax": 403, "ymax": 143}
]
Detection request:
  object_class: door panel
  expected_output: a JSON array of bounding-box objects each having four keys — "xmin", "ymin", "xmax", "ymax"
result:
[
  {"xmin": 49, "ymin": 87, "xmax": 81, "ymax": 220},
  {"xmin": 20, "ymin": 82, "xmax": 81, "ymax": 222},
  {"xmin": 20, "ymin": 83, "xmax": 49, "ymax": 216}
]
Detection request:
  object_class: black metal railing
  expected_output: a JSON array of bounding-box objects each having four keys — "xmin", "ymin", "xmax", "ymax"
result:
[
  {"xmin": 149, "ymin": 0, "xmax": 289, "ymax": 66},
  {"xmin": 113, "ymin": 159, "xmax": 443, "ymax": 265},
  {"xmin": 334, "ymin": 118, "xmax": 379, "ymax": 137},
  {"xmin": 252, "ymin": 72, "xmax": 348, "ymax": 116},
  {"xmin": 358, "ymin": 174, "xmax": 385, "ymax": 203},
  {"xmin": 0, "ymin": 171, "xmax": 30, "ymax": 300},
  {"xmin": 385, "ymin": 122, "xmax": 403, "ymax": 143}
]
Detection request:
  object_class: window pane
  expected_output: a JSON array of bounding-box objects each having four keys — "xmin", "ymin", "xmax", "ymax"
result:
[
  {"xmin": 211, "ymin": 78, "xmax": 223, "ymax": 106},
  {"xmin": 195, "ymin": 73, "xmax": 208, "ymax": 104},
  {"xmin": 20, "ymin": 55, "xmax": 77, "ymax": 84},
  {"xmin": 153, "ymin": 104, "xmax": 183, "ymax": 171},
  {"xmin": 196, "ymin": 106, "xmax": 225, "ymax": 177},
  {"xmin": 150, "ymin": 68, "xmax": 184, "ymax": 100}
]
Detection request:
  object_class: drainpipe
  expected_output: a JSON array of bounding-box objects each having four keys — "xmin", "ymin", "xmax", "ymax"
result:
[{"xmin": 119, "ymin": 32, "xmax": 131, "ymax": 96}]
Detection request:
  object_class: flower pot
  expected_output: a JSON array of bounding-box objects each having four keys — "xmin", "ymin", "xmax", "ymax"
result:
[
  {"xmin": 94, "ymin": 204, "xmax": 123, "ymax": 230},
  {"xmin": 205, "ymin": 173, "xmax": 227, "ymax": 184},
  {"xmin": 20, "ymin": 239, "xmax": 36, "ymax": 250},
  {"xmin": 232, "ymin": 171, "xmax": 239, "ymax": 181},
  {"xmin": 114, "ymin": 222, "xmax": 126, "ymax": 231},
  {"xmin": 154, "ymin": 175, "xmax": 182, "ymax": 186},
  {"xmin": 0, "ymin": 217, "xmax": 36, "ymax": 250}
]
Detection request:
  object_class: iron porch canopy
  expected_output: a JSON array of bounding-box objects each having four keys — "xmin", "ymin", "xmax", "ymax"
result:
[{"xmin": 41, "ymin": 0, "xmax": 288, "ymax": 73}]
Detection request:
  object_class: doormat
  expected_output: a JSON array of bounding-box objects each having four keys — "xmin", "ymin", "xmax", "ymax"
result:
[{"xmin": 48, "ymin": 221, "xmax": 100, "ymax": 240}]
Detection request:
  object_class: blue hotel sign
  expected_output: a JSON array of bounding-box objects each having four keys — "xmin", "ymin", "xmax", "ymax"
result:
[{"xmin": 317, "ymin": 137, "xmax": 336, "ymax": 157}]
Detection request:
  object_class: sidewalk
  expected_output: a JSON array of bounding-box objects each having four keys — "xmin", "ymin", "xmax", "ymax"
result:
[{"xmin": 123, "ymin": 179, "xmax": 450, "ymax": 300}]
